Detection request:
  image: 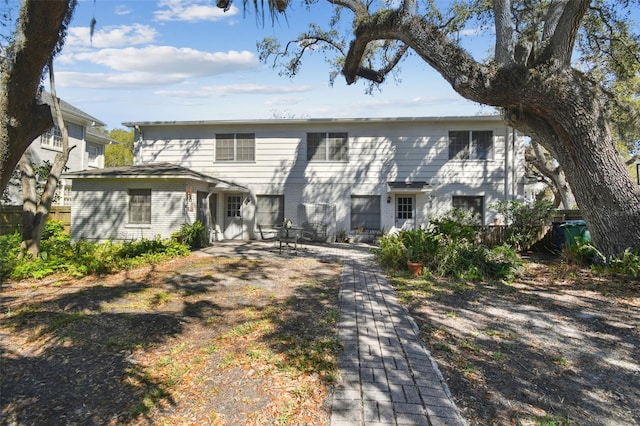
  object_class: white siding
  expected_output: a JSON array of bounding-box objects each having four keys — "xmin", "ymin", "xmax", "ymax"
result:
[
  {"xmin": 133, "ymin": 117, "xmax": 525, "ymax": 238},
  {"xmin": 71, "ymin": 178, "xmax": 206, "ymax": 242}
]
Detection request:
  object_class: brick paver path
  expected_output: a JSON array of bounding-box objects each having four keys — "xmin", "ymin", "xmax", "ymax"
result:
[{"xmin": 330, "ymin": 255, "xmax": 466, "ymax": 426}]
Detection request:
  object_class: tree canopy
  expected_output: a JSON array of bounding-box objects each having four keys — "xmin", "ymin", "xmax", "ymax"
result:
[{"xmin": 105, "ymin": 128, "xmax": 134, "ymax": 167}]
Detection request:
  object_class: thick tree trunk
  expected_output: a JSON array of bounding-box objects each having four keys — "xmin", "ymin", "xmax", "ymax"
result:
[
  {"xmin": 19, "ymin": 62, "xmax": 72, "ymax": 259},
  {"xmin": 505, "ymin": 72, "xmax": 640, "ymax": 258},
  {"xmin": 0, "ymin": 0, "xmax": 76, "ymax": 194},
  {"xmin": 19, "ymin": 149, "xmax": 43, "ymax": 258}
]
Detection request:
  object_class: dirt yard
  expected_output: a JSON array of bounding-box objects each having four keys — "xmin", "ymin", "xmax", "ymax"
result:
[
  {"xmin": 0, "ymin": 251, "xmax": 343, "ymax": 425},
  {"xmin": 1, "ymin": 248, "xmax": 639, "ymax": 425},
  {"xmin": 390, "ymin": 254, "xmax": 640, "ymax": 425}
]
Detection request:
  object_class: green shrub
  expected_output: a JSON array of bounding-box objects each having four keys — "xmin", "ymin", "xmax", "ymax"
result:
[
  {"xmin": 1, "ymin": 219, "xmax": 190, "ymax": 281},
  {"xmin": 177, "ymin": 221, "xmax": 209, "ymax": 250},
  {"xmin": 562, "ymin": 241, "xmax": 603, "ymax": 266},
  {"xmin": 607, "ymin": 249, "xmax": 640, "ymax": 277},
  {"xmin": 564, "ymin": 243, "xmax": 640, "ymax": 278},
  {"xmin": 374, "ymin": 212, "xmax": 521, "ymax": 281},
  {"xmin": 493, "ymin": 200, "xmax": 554, "ymax": 251},
  {"xmin": 371, "ymin": 233, "xmax": 406, "ymax": 270},
  {"xmin": 429, "ymin": 209, "xmax": 479, "ymax": 242}
]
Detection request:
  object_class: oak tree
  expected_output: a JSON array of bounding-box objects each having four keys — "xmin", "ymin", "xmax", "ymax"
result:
[{"xmin": 258, "ymin": 0, "xmax": 640, "ymax": 258}]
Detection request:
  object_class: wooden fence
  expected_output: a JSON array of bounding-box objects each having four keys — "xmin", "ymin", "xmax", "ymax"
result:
[
  {"xmin": 0, "ymin": 206, "xmax": 71, "ymax": 235},
  {"xmin": 477, "ymin": 210, "xmax": 583, "ymax": 249}
]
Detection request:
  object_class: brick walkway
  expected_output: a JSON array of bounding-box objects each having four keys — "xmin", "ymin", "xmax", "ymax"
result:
[
  {"xmin": 201, "ymin": 241, "xmax": 466, "ymax": 425},
  {"xmin": 331, "ymin": 254, "xmax": 466, "ymax": 426}
]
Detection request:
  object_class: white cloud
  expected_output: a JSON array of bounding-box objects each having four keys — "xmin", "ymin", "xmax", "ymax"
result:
[
  {"xmin": 157, "ymin": 84, "xmax": 313, "ymax": 98},
  {"xmin": 66, "ymin": 46, "xmax": 258, "ymax": 77},
  {"xmin": 155, "ymin": 0, "xmax": 239, "ymax": 22},
  {"xmin": 56, "ymin": 71, "xmax": 189, "ymax": 89},
  {"xmin": 264, "ymin": 96, "xmax": 305, "ymax": 106},
  {"xmin": 114, "ymin": 5, "xmax": 132, "ymax": 15},
  {"xmin": 66, "ymin": 24, "xmax": 158, "ymax": 49}
]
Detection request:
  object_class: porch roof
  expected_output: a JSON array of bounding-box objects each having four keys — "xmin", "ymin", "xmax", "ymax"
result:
[
  {"xmin": 386, "ymin": 181, "xmax": 431, "ymax": 194},
  {"xmin": 63, "ymin": 162, "xmax": 249, "ymax": 192}
]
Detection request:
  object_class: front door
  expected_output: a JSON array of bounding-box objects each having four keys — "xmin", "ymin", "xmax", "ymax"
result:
[
  {"xmin": 223, "ymin": 194, "xmax": 244, "ymax": 240},
  {"xmin": 395, "ymin": 195, "xmax": 415, "ymax": 230}
]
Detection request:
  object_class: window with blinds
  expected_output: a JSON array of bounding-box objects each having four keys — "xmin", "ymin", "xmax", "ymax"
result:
[
  {"xmin": 351, "ymin": 196, "xmax": 381, "ymax": 230},
  {"xmin": 215, "ymin": 133, "xmax": 255, "ymax": 161},
  {"xmin": 448, "ymin": 130, "xmax": 493, "ymax": 160},
  {"xmin": 307, "ymin": 132, "xmax": 348, "ymax": 162},
  {"xmin": 256, "ymin": 195, "xmax": 284, "ymax": 226},
  {"xmin": 129, "ymin": 189, "xmax": 151, "ymax": 224}
]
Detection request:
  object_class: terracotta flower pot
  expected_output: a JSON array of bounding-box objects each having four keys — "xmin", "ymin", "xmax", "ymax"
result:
[{"xmin": 407, "ymin": 261, "xmax": 423, "ymax": 277}]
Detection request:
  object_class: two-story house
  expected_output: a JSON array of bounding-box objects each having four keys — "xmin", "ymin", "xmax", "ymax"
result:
[
  {"xmin": 2, "ymin": 92, "xmax": 111, "ymax": 206},
  {"xmin": 64, "ymin": 115, "xmax": 525, "ymax": 243}
]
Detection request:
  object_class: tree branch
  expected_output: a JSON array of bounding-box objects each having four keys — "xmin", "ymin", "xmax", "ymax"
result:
[
  {"xmin": 493, "ymin": 0, "xmax": 515, "ymax": 65},
  {"xmin": 355, "ymin": 44, "xmax": 409, "ymax": 84},
  {"xmin": 327, "ymin": 0, "xmax": 368, "ymax": 18},
  {"xmin": 537, "ymin": 0, "xmax": 589, "ymax": 68}
]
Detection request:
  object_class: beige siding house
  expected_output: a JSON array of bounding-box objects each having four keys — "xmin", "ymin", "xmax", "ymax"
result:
[{"xmin": 66, "ymin": 116, "xmax": 525, "ymax": 243}]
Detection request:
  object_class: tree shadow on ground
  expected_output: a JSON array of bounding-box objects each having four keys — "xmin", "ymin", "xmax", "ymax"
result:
[
  {"xmin": 0, "ymin": 266, "xmax": 225, "ymax": 425},
  {"xmin": 1, "ymin": 250, "xmax": 344, "ymax": 425},
  {"xmin": 394, "ymin": 261, "xmax": 640, "ymax": 425}
]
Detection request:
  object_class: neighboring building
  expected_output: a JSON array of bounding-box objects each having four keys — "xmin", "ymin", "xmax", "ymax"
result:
[
  {"xmin": 65, "ymin": 115, "xmax": 526, "ymax": 243},
  {"xmin": 2, "ymin": 92, "xmax": 111, "ymax": 206}
]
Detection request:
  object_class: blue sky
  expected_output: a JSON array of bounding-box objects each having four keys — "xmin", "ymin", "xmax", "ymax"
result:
[{"xmin": 56, "ymin": 0, "xmax": 495, "ymax": 130}]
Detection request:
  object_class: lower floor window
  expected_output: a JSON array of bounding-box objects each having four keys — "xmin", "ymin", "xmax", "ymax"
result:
[
  {"xmin": 452, "ymin": 195, "xmax": 484, "ymax": 224},
  {"xmin": 396, "ymin": 196, "xmax": 413, "ymax": 219},
  {"xmin": 256, "ymin": 195, "xmax": 284, "ymax": 226},
  {"xmin": 129, "ymin": 189, "xmax": 151, "ymax": 224},
  {"xmin": 351, "ymin": 195, "xmax": 381, "ymax": 230},
  {"xmin": 226, "ymin": 195, "xmax": 242, "ymax": 218}
]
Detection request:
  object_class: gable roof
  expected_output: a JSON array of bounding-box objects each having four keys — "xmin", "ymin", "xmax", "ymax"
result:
[
  {"xmin": 85, "ymin": 126, "xmax": 117, "ymax": 145},
  {"xmin": 41, "ymin": 91, "xmax": 106, "ymax": 128},
  {"xmin": 62, "ymin": 162, "xmax": 248, "ymax": 191}
]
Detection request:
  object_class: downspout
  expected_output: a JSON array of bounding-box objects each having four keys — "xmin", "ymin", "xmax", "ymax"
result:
[
  {"xmin": 134, "ymin": 125, "xmax": 144, "ymax": 164},
  {"xmin": 512, "ymin": 128, "xmax": 517, "ymax": 201},
  {"xmin": 206, "ymin": 188, "xmax": 218, "ymax": 242},
  {"xmin": 504, "ymin": 126, "xmax": 511, "ymax": 201}
]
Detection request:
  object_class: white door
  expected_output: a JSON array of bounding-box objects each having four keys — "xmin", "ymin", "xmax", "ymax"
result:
[
  {"xmin": 395, "ymin": 196, "xmax": 416, "ymax": 230},
  {"xmin": 223, "ymin": 194, "xmax": 244, "ymax": 240}
]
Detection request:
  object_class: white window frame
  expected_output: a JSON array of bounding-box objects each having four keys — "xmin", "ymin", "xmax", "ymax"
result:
[
  {"xmin": 215, "ymin": 133, "xmax": 255, "ymax": 162},
  {"xmin": 307, "ymin": 132, "xmax": 349, "ymax": 162},
  {"xmin": 452, "ymin": 195, "xmax": 484, "ymax": 224},
  {"xmin": 86, "ymin": 143, "xmax": 101, "ymax": 167},
  {"xmin": 448, "ymin": 130, "xmax": 493, "ymax": 160},
  {"xmin": 256, "ymin": 195, "xmax": 285, "ymax": 226},
  {"xmin": 351, "ymin": 195, "xmax": 381, "ymax": 230},
  {"xmin": 129, "ymin": 189, "xmax": 152, "ymax": 224},
  {"xmin": 41, "ymin": 125, "xmax": 63, "ymax": 150}
]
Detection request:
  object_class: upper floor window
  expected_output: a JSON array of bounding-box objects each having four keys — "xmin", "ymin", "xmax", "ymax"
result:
[
  {"xmin": 216, "ymin": 133, "xmax": 255, "ymax": 161},
  {"xmin": 448, "ymin": 130, "xmax": 493, "ymax": 160},
  {"xmin": 307, "ymin": 132, "xmax": 348, "ymax": 162},
  {"xmin": 41, "ymin": 125, "xmax": 63, "ymax": 150},
  {"xmin": 86, "ymin": 143, "xmax": 102, "ymax": 167}
]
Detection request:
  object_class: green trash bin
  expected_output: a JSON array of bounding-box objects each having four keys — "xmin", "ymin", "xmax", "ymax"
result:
[{"xmin": 560, "ymin": 220, "xmax": 591, "ymax": 246}]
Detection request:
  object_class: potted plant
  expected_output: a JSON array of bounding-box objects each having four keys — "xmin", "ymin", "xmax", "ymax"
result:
[{"xmin": 406, "ymin": 246, "xmax": 424, "ymax": 277}]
